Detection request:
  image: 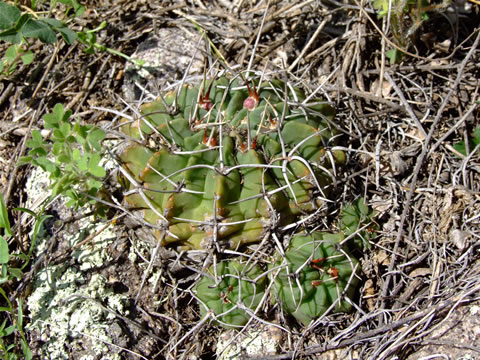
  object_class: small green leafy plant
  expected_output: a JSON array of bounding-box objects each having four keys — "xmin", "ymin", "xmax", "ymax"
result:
[
  {"xmin": 0, "ymin": 1, "xmax": 79, "ymax": 76},
  {"xmin": 18, "ymin": 104, "xmax": 106, "ymax": 209},
  {"xmin": 0, "ymin": 1, "xmax": 143, "ymax": 77},
  {"xmin": 195, "ymin": 260, "xmax": 266, "ymax": 328},
  {"xmin": 0, "ymin": 195, "xmax": 36, "ymax": 360}
]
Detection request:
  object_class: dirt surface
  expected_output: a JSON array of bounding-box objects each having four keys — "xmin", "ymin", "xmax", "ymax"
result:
[{"xmin": 1, "ymin": 1, "xmax": 480, "ymax": 359}]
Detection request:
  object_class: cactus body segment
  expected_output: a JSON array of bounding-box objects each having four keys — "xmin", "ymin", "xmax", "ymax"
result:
[
  {"xmin": 271, "ymin": 232, "xmax": 360, "ymax": 326},
  {"xmin": 119, "ymin": 77, "xmax": 341, "ymax": 250},
  {"xmin": 195, "ymin": 260, "xmax": 266, "ymax": 328}
]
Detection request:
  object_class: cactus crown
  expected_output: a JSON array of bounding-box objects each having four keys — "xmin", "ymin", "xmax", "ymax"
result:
[{"xmin": 119, "ymin": 74, "xmax": 343, "ymax": 250}]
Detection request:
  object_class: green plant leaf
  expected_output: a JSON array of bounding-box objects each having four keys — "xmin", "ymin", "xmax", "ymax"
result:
[
  {"xmin": 88, "ymin": 154, "xmax": 106, "ymax": 177},
  {"xmin": 87, "ymin": 128, "xmax": 106, "ymax": 151},
  {"xmin": 31, "ymin": 129, "xmax": 44, "ymax": 144},
  {"xmin": 453, "ymin": 127, "xmax": 480, "ymax": 156},
  {"xmin": 39, "ymin": 17, "xmax": 63, "ymax": 28},
  {"xmin": 4, "ymin": 45, "xmax": 18, "ymax": 64},
  {"xmin": 0, "ymin": 27, "xmax": 22, "ymax": 43},
  {"xmin": 72, "ymin": 148, "xmax": 81, "ymax": 161},
  {"xmin": 0, "ymin": 194, "xmax": 11, "ymax": 238},
  {"xmin": 2, "ymin": 325, "xmax": 17, "ymax": 337},
  {"xmin": 87, "ymin": 178, "xmax": 102, "ymax": 190},
  {"xmin": 0, "ymin": 318, "xmax": 6, "ymax": 331},
  {"xmin": 17, "ymin": 298, "xmax": 23, "ymax": 328},
  {"xmin": 20, "ymin": 18, "xmax": 57, "ymax": 44},
  {"xmin": 0, "ymin": 236, "xmax": 9, "ymax": 264},
  {"xmin": 76, "ymin": 155, "xmax": 88, "ymax": 171},
  {"xmin": 472, "ymin": 128, "xmax": 480, "ymax": 146},
  {"xmin": 9, "ymin": 267, "xmax": 22, "ymax": 280},
  {"xmin": 58, "ymin": 0, "xmax": 86, "ymax": 17},
  {"xmin": 0, "ymin": 265, "xmax": 8, "ymax": 284},
  {"xmin": 52, "ymin": 141, "xmax": 64, "ymax": 156},
  {"xmin": 44, "ymin": 104, "xmax": 65, "ymax": 129},
  {"xmin": 14, "ymin": 13, "xmax": 32, "ymax": 31},
  {"xmin": 373, "ymin": 0, "xmax": 389, "ymax": 17},
  {"xmin": 22, "ymin": 337, "xmax": 33, "ymax": 360},
  {"xmin": 28, "ymin": 147, "xmax": 48, "ymax": 157},
  {"xmin": 57, "ymin": 153, "xmax": 71, "ymax": 163},
  {"xmin": 35, "ymin": 156, "xmax": 57, "ymax": 173},
  {"xmin": 454, "ymin": 140, "xmax": 466, "ymax": 155},
  {"xmin": 16, "ymin": 156, "xmax": 33, "ymax": 166},
  {"xmin": 21, "ymin": 50, "xmax": 34, "ymax": 65},
  {"xmin": 40, "ymin": 17, "xmax": 78, "ymax": 44},
  {"xmin": 59, "ymin": 122, "xmax": 72, "ymax": 138},
  {"xmin": 77, "ymin": 31, "xmax": 96, "ymax": 53},
  {"xmin": 0, "ymin": 2, "xmax": 21, "ymax": 30},
  {"xmin": 53, "ymin": 128, "xmax": 66, "ymax": 140},
  {"xmin": 57, "ymin": 26, "xmax": 77, "ymax": 44},
  {"xmin": 386, "ymin": 48, "xmax": 403, "ymax": 64}
]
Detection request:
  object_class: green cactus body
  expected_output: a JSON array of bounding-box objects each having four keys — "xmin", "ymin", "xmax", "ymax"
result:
[
  {"xmin": 340, "ymin": 197, "xmax": 377, "ymax": 249},
  {"xmin": 195, "ymin": 260, "xmax": 266, "ymax": 328},
  {"xmin": 271, "ymin": 232, "xmax": 360, "ymax": 325},
  {"xmin": 119, "ymin": 76, "xmax": 342, "ymax": 250}
]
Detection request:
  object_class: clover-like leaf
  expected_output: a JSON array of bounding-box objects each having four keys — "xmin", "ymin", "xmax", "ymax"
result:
[
  {"xmin": 0, "ymin": 2, "xmax": 21, "ymax": 30},
  {"xmin": 44, "ymin": 104, "xmax": 64, "ymax": 129},
  {"xmin": 57, "ymin": 0, "xmax": 86, "ymax": 17},
  {"xmin": 41, "ymin": 17, "xmax": 78, "ymax": 45},
  {"xmin": 87, "ymin": 128, "xmax": 106, "ymax": 152},
  {"xmin": 21, "ymin": 50, "xmax": 34, "ymax": 65},
  {"xmin": 20, "ymin": 18, "xmax": 57, "ymax": 44},
  {"xmin": 88, "ymin": 154, "xmax": 106, "ymax": 177}
]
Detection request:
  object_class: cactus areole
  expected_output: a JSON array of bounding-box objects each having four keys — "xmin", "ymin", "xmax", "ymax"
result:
[{"xmin": 119, "ymin": 76, "xmax": 344, "ymax": 250}]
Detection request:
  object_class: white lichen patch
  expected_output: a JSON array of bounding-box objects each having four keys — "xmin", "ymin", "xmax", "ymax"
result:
[
  {"xmin": 70, "ymin": 218, "xmax": 116, "ymax": 271},
  {"xmin": 24, "ymin": 166, "xmax": 51, "ymax": 211},
  {"xmin": 27, "ymin": 263, "xmax": 129, "ymax": 360},
  {"xmin": 26, "ymin": 211, "xmax": 128, "ymax": 359}
]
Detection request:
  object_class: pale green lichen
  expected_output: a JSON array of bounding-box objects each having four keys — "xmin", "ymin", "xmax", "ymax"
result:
[{"xmin": 70, "ymin": 218, "xmax": 116, "ymax": 271}]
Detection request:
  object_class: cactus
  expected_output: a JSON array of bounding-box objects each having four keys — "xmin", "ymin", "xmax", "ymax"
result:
[
  {"xmin": 195, "ymin": 260, "xmax": 266, "ymax": 328},
  {"xmin": 270, "ymin": 232, "xmax": 360, "ymax": 326},
  {"xmin": 118, "ymin": 76, "xmax": 344, "ymax": 250},
  {"xmin": 340, "ymin": 197, "xmax": 377, "ymax": 249}
]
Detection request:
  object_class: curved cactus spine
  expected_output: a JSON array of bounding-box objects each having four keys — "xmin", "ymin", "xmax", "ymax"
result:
[
  {"xmin": 270, "ymin": 232, "xmax": 361, "ymax": 326},
  {"xmin": 119, "ymin": 75, "xmax": 342, "ymax": 250}
]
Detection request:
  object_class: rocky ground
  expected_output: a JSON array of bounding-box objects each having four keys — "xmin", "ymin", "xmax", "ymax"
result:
[{"xmin": 0, "ymin": 0, "xmax": 479, "ymax": 359}]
